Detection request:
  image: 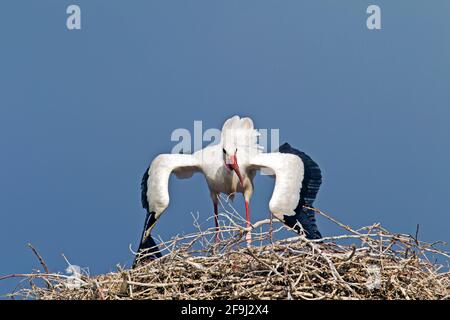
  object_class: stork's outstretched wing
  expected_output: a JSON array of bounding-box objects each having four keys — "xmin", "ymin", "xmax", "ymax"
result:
[
  {"xmin": 248, "ymin": 152, "xmax": 304, "ymax": 219},
  {"xmin": 143, "ymin": 154, "xmax": 201, "ymax": 219},
  {"xmin": 249, "ymin": 144, "xmax": 323, "ymax": 240},
  {"xmin": 279, "ymin": 142, "xmax": 322, "ymax": 240},
  {"xmin": 134, "ymin": 154, "xmax": 200, "ymax": 267},
  {"xmin": 278, "ymin": 143, "xmax": 322, "ymax": 208}
]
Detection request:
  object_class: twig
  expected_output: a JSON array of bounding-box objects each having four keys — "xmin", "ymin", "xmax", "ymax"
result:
[{"xmin": 27, "ymin": 243, "xmax": 49, "ymax": 274}]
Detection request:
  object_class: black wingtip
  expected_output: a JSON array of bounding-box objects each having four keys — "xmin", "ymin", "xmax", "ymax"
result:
[
  {"xmin": 132, "ymin": 211, "xmax": 162, "ymax": 268},
  {"xmin": 278, "ymin": 142, "xmax": 291, "ymax": 151},
  {"xmin": 132, "ymin": 234, "xmax": 163, "ymax": 268},
  {"xmin": 284, "ymin": 207, "xmax": 323, "ymax": 240},
  {"xmin": 141, "ymin": 166, "xmax": 150, "ymax": 211},
  {"xmin": 279, "ymin": 142, "xmax": 323, "ymax": 240}
]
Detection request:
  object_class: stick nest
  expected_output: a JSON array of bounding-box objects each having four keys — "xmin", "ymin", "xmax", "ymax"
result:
[{"xmin": 3, "ymin": 206, "xmax": 450, "ymax": 300}]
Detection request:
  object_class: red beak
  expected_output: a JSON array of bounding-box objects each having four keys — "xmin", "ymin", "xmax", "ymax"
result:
[{"xmin": 229, "ymin": 155, "xmax": 244, "ymax": 188}]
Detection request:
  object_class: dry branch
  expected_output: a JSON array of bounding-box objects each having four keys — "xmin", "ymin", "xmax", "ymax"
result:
[{"xmin": 2, "ymin": 206, "xmax": 449, "ymax": 300}]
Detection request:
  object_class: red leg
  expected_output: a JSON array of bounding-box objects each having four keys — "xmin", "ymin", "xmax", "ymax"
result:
[
  {"xmin": 245, "ymin": 200, "xmax": 252, "ymax": 245},
  {"xmin": 269, "ymin": 212, "xmax": 274, "ymax": 244},
  {"xmin": 214, "ymin": 202, "xmax": 220, "ymax": 243}
]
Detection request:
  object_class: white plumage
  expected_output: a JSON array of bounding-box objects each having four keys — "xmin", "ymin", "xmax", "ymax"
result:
[
  {"xmin": 134, "ymin": 115, "xmax": 324, "ymax": 266},
  {"xmin": 248, "ymin": 152, "xmax": 303, "ymax": 218},
  {"xmin": 144, "ymin": 116, "xmax": 303, "ymax": 235}
]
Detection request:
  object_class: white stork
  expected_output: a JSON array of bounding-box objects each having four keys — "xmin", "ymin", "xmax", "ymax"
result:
[{"xmin": 133, "ymin": 116, "xmax": 322, "ymax": 266}]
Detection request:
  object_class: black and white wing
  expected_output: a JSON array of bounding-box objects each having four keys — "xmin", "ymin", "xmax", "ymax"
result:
[
  {"xmin": 134, "ymin": 154, "xmax": 200, "ymax": 266},
  {"xmin": 278, "ymin": 142, "xmax": 322, "ymax": 239},
  {"xmin": 142, "ymin": 154, "xmax": 201, "ymax": 219},
  {"xmin": 248, "ymin": 152, "xmax": 304, "ymax": 219}
]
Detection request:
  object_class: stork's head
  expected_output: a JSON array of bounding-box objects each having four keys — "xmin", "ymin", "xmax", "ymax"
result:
[
  {"xmin": 222, "ymin": 146, "xmax": 244, "ymax": 187},
  {"xmin": 220, "ymin": 115, "xmax": 259, "ymax": 188}
]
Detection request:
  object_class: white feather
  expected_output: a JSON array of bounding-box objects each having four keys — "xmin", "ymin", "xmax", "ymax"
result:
[
  {"xmin": 146, "ymin": 154, "xmax": 200, "ymax": 218},
  {"xmin": 144, "ymin": 115, "xmax": 304, "ymax": 224},
  {"xmin": 248, "ymin": 153, "xmax": 304, "ymax": 220}
]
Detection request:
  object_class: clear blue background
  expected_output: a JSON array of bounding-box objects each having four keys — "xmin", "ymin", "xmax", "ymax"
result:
[{"xmin": 1, "ymin": 1, "xmax": 449, "ymax": 297}]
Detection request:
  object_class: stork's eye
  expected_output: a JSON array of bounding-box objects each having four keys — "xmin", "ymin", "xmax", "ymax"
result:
[{"xmin": 222, "ymin": 148, "xmax": 227, "ymax": 155}]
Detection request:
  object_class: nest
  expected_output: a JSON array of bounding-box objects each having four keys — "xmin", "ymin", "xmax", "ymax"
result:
[{"xmin": 2, "ymin": 205, "xmax": 449, "ymax": 300}]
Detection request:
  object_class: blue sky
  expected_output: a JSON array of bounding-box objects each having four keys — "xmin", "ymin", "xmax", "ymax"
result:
[{"xmin": 1, "ymin": 1, "xmax": 449, "ymax": 297}]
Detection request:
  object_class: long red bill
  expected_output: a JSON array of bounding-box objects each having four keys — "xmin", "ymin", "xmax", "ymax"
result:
[{"xmin": 230, "ymin": 155, "xmax": 244, "ymax": 187}]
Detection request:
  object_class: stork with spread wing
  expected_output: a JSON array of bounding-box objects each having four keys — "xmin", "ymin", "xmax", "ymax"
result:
[{"xmin": 133, "ymin": 116, "xmax": 322, "ymax": 266}]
